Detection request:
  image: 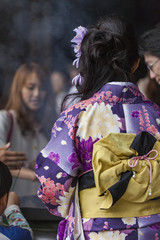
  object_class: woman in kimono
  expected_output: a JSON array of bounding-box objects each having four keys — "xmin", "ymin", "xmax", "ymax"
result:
[{"xmin": 35, "ymin": 16, "xmax": 160, "ymax": 239}]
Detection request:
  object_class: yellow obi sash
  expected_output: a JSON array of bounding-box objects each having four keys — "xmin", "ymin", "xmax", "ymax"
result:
[{"xmin": 79, "ymin": 132, "xmax": 160, "ymax": 218}]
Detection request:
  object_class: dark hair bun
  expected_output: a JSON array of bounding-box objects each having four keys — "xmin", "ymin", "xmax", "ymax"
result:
[
  {"xmin": 88, "ymin": 28, "xmax": 128, "ymax": 70},
  {"xmin": 78, "ymin": 16, "xmax": 139, "ymax": 100},
  {"xmin": 89, "ymin": 31, "xmax": 113, "ymax": 61}
]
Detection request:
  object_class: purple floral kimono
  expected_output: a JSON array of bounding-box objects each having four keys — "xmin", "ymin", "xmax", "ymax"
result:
[{"xmin": 35, "ymin": 82, "xmax": 160, "ymax": 240}]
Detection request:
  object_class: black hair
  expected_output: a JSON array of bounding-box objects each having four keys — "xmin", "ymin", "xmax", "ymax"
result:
[
  {"xmin": 133, "ymin": 57, "xmax": 148, "ymax": 80},
  {"xmin": 62, "ymin": 15, "xmax": 139, "ymax": 108},
  {"xmin": 0, "ymin": 162, "xmax": 12, "ymax": 198},
  {"xmin": 139, "ymin": 26, "xmax": 160, "ymax": 58}
]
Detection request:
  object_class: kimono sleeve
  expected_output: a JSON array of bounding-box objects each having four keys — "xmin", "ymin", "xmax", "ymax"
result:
[{"xmin": 35, "ymin": 110, "xmax": 82, "ymax": 218}]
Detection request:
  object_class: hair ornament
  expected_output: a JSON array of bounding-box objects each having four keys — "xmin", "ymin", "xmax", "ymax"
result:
[
  {"xmin": 71, "ymin": 26, "xmax": 87, "ymax": 85},
  {"xmin": 72, "ymin": 73, "xmax": 84, "ymax": 86}
]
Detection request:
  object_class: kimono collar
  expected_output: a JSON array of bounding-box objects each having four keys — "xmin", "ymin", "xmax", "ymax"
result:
[
  {"xmin": 98, "ymin": 81, "xmax": 141, "ymax": 101},
  {"xmin": 107, "ymin": 81, "xmax": 134, "ymax": 86}
]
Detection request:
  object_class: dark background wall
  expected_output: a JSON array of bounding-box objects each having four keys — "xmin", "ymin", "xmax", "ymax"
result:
[{"xmin": 0, "ymin": 0, "xmax": 160, "ymax": 105}]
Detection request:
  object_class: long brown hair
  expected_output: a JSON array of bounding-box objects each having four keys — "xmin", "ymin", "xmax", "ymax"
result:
[{"xmin": 5, "ymin": 62, "xmax": 48, "ymax": 135}]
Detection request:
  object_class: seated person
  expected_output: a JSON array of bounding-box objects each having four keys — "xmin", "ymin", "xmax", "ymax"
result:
[{"xmin": 0, "ymin": 161, "xmax": 33, "ymax": 239}]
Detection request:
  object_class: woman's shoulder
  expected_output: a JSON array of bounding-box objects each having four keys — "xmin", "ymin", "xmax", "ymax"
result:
[
  {"xmin": 0, "ymin": 109, "xmax": 10, "ymax": 120},
  {"xmin": 0, "ymin": 109, "xmax": 16, "ymax": 120}
]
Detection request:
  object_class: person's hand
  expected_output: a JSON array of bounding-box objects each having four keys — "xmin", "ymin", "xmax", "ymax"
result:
[
  {"xmin": 7, "ymin": 192, "xmax": 20, "ymax": 207},
  {"xmin": 0, "ymin": 143, "xmax": 27, "ymax": 169}
]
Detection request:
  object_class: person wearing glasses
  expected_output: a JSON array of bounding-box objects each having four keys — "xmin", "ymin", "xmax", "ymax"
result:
[
  {"xmin": 139, "ymin": 26, "xmax": 160, "ymax": 85},
  {"xmin": 134, "ymin": 59, "xmax": 160, "ymax": 107}
]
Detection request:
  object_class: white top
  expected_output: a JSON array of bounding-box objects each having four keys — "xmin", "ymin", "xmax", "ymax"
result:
[{"xmin": 0, "ymin": 110, "xmax": 48, "ymax": 196}]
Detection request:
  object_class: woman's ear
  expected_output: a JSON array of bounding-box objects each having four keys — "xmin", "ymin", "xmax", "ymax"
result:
[{"xmin": 131, "ymin": 58, "xmax": 140, "ymax": 73}]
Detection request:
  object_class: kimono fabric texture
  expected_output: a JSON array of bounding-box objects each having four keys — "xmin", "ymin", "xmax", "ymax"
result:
[{"xmin": 35, "ymin": 82, "xmax": 160, "ymax": 240}]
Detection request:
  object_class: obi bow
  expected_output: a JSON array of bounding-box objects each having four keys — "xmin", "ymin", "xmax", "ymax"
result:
[{"xmin": 92, "ymin": 131, "xmax": 160, "ymax": 210}]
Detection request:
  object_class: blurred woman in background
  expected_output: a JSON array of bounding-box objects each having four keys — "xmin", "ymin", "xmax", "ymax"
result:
[
  {"xmin": 0, "ymin": 62, "xmax": 49, "ymax": 196},
  {"xmin": 49, "ymin": 70, "xmax": 67, "ymax": 116}
]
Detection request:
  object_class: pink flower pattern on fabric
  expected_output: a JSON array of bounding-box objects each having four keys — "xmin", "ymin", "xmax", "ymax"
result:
[{"xmin": 38, "ymin": 176, "xmax": 65, "ymax": 205}]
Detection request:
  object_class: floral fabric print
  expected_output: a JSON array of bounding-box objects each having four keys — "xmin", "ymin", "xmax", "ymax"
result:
[
  {"xmin": 88, "ymin": 231, "xmax": 127, "ymax": 240},
  {"xmin": 7, "ymin": 209, "xmax": 31, "ymax": 230},
  {"xmin": 35, "ymin": 82, "xmax": 160, "ymax": 240},
  {"xmin": 77, "ymin": 102, "xmax": 122, "ymax": 141}
]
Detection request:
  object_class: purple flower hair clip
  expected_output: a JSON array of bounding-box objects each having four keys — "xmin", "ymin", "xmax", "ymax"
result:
[
  {"xmin": 71, "ymin": 26, "xmax": 88, "ymax": 86},
  {"xmin": 72, "ymin": 73, "xmax": 84, "ymax": 86}
]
